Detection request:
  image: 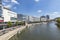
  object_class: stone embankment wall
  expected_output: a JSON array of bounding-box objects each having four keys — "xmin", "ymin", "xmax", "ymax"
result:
[
  {"xmin": 0, "ymin": 26, "xmax": 26, "ymax": 40},
  {"xmin": 0, "ymin": 24, "xmax": 35, "ymax": 40}
]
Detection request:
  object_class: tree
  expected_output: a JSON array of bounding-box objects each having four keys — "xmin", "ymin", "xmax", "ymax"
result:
[
  {"xmin": 7, "ymin": 21, "xmax": 12, "ymax": 28},
  {"xmin": 56, "ymin": 18, "xmax": 60, "ymax": 27},
  {"xmin": 56, "ymin": 18, "xmax": 60, "ymax": 23},
  {"xmin": 15, "ymin": 21, "xmax": 19, "ymax": 26},
  {"xmin": 19, "ymin": 21, "xmax": 25, "ymax": 25}
]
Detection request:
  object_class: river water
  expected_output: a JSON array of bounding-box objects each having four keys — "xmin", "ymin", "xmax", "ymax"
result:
[{"xmin": 9, "ymin": 22, "xmax": 60, "ymax": 40}]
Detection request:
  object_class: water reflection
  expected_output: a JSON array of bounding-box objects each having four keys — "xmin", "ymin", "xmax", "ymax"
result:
[{"xmin": 10, "ymin": 22, "xmax": 60, "ymax": 40}]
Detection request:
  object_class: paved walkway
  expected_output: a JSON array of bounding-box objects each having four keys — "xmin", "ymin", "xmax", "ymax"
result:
[
  {"xmin": 0, "ymin": 26, "xmax": 20, "ymax": 36},
  {"xmin": 0, "ymin": 26, "xmax": 26, "ymax": 40},
  {"xmin": 0, "ymin": 24, "xmax": 33, "ymax": 40}
]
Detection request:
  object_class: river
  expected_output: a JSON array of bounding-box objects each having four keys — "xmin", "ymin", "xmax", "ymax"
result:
[{"xmin": 9, "ymin": 22, "xmax": 60, "ymax": 40}]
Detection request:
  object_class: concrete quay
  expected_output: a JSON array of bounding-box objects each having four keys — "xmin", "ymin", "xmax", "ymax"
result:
[
  {"xmin": 0, "ymin": 24, "xmax": 37, "ymax": 40},
  {"xmin": 0, "ymin": 26, "xmax": 26, "ymax": 40}
]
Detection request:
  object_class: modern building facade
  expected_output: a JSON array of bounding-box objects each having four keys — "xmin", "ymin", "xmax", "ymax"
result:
[
  {"xmin": 40, "ymin": 15, "xmax": 50, "ymax": 22},
  {"xmin": 40, "ymin": 16, "xmax": 47, "ymax": 22},
  {"xmin": 2, "ymin": 7, "xmax": 17, "ymax": 22},
  {"xmin": 46, "ymin": 15, "xmax": 50, "ymax": 21},
  {"xmin": 28, "ymin": 16, "xmax": 34, "ymax": 22},
  {"xmin": 0, "ymin": 0, "xmax": 40, "ymax": 23},
  {"xmin": 33, "ymin": 17, "xmax": 40, "ymax": 22},
  {"xmin": 17, "ymin": 14, "xmax": 28, "ymax": 22},
  {"xmin": 0, "ymin": 0, "xmax": 4, "ymax": 22},
  {"xmin": 17, "ymin": 14, "xmax": 40, "ymax": 22},
  {"xmin": 27, "ymin": 16, "xmax": 40, "ymax": 22},
  {"xmin": 0, "ymin": 0, "xmax": 17, "ymax": 23}
]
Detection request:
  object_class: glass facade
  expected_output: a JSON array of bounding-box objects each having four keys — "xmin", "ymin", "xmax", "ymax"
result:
[
  {"xmin": 17, "ymin": 14, "xmax": 27, "ymax": 21},
  {"xmin": 0, "ymin": 6, "xmax": 2, "ymax": 17},
  {"xmin": 11, "ymin": 17, "xmax": 17, "ymax": 20},
  {"xmin": 0, "ymin": 0, "xmax": 2, "ymax": 17},
  {"xmin": 46, "ymin": 15, "xmax": 50, "ymax": 19},
  {"xmin": 0, "ymin": 0, "xmax": 2, "ymax": 4},
  {"xmin": 17, "ymin": 14, "xmax": 24, "ymax": 21},
  {"xmin": 0, "ymin": 0, "xmax": 3, "ymax": 22}
]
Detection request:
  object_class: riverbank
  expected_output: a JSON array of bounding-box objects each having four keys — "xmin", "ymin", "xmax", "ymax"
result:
[
  {"xmin": 0, "ymin": 24, "xmax": 33, "ymax": 40},
  {"xmin": 9, "ymin": 22, "xmax": 60, "ymax": 40},
  {"xmin": 0, "ymin": 26, "xmax": 25, "ymax": 40}
]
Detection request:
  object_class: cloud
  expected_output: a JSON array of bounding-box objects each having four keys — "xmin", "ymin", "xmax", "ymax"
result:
[
  {"xmin": 3, "ymin": 0, "xmax": 19, "ymax": 4},
  {"xmin": 3, "ymin": 0, "xmax": 19, "ymax": 9},
  {"xmin": 46, "ymin": 12, "xmax": 60, "ymax": 19},
  {"xmin": 35, "ymin": 0, "xmax": 40, "ymax": 2},
  {"xmin": 37, "ymin": 10, "xmax": 42, "ymax": 13},
  {"xmin": 4, "ymin": 5, "xmax": 12, "ymax": 8},
  {"xmin": 3, "ymin": 0, "xmax": 10, "ymax": 2},
  {"xmin": 11, "ymin": 0, "xmax": 19, "ymax": 4}
]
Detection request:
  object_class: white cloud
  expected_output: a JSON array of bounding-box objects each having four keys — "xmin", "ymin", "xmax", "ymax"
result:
[
  {"xmin": 3, "ymin": 0, "xmax": 19, "ymax": 4},
  {"xmin": 53, "ymin": 12, "xmax": 58, "ymax": 13},
  {"xmin": 11, "ymin": 0, "xmax": 19, "ymax": 4},
  {"xmin": 37, "ymin": 10, "xmax": 42, "ymax": 13},
  {"xmin": 47, "ymin": 12, "xmax": 60, "ymax": 19},
  {"xmin": 3, "ymin": 0, "xmax": 19, "ymax": 9},
  {"xmin": 3, "ymin": 0, "xmax": 10, "ymax": 2},
  {"xmin": 4, "ymin": 5, "xmax": 12, "ymax": 8},
  {"xmin": 35, "ymin": 0, "xmax": 40, "ymax": 2}
]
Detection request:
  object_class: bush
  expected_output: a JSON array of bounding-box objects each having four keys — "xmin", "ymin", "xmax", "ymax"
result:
[
  {"xmin": 19, "ymin": 21, "xmax": 25, "ymax": 25},
  {"xmin": 56, "ymin": 23, "xmax": 60, "ymax": 27},
  {"xmin": 56, "ymin": 18, "xmax": 60, "ymax": 27},
  {"xmin": 7, "ymin": 21, "xmax": 12, "ymax": 28},
  {"xmin": 56, "ymin": 18, "xmax": 60, "ymax": 23},
  {"xmin": 15, "ymin": 21, "xmax": 19, "ymax": 26}
]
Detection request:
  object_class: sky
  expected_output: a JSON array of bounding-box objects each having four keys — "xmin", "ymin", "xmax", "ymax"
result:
[{"xmin": 2, "ymin": 0, "xmax": 60, "ymax": 19}]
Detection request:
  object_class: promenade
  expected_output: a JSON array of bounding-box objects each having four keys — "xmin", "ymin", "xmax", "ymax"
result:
[
  {"xmin": 13, "ymin": 22, "xmax": 60, "ymax": 40},
  {"xmin": 0, "ymin": 24, "xmax": 32, "ymax": 40},
  {"xmin": 0, "ymin": 26, "xmax": 26, "ymax": 40}
]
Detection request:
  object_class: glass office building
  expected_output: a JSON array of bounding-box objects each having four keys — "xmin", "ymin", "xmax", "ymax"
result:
[
  {"xmin": 0, "ymin": 6, "xmax": 2, "ymax": 17},
  {"xmin": 17, "ymin": 14, "xmax": 28, "ymax": 22},
  {"xmin": 0, "ymin": 0, "xmax": 4, "ymax": 22},
  {"xmin": 0, "ymin": 0, "xmax": 2, "ymax": 16}
]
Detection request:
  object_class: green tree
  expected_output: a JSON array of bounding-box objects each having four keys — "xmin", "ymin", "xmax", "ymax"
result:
[
  {"xmin": 19, "ymin": 21, "xmax": 25, "ymax": 25},
  {"xmin": 7, "ymin": 21, "xmax": 12, "ymax": 28},
  {"xmin": 56, "ymin": 18, "xmax": 60, "ymax": 23},
  {"xmin": 15, "ymin": 21, "xmax": 19, "ymax": 26},
  {"xmin": 56, "ymin": 18, "xmax": 60, "ymax": 27}
]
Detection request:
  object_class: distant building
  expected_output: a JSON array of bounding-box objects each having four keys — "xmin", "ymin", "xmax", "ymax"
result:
[
  {"xmin": 32, "ymin": 17, "xmax": 40, "ymax": 22},
  {"xmin": 46, "ymin": 15, "xmax": 50, "ymax": 21},
  {"xmin": 28, "ymin": 16, "xmax": 34, "ymax": 22},
  {"xmin": 17, "ymin": 14, "xmax": 23, "ymax": 21},
  {"xmin": 0, "ymin": 0, "xmax": 40, "ymax": 23},
  {"xmin": 27, "ymin": 16, "xmax": 40, "ymax": 22},
  {"xmin": 40, "ymin": 16, "xmax": 47, "ymax": 22},
  {"xmin": 17, "ymin": 14, "xmax": 28, "ymax": 22}
]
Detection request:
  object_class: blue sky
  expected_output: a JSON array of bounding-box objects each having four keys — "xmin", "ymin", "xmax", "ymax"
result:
[{"xmin": 2, "ymin": 0, "xmax": 60, "ymax": 19}]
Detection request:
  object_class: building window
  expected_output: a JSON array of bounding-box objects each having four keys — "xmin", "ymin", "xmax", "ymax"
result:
[
  {"xmin": 11, "ymin": 17, "xmax": 17, "ymax": 20},
  {"xmin": 0, "ymin": 6, "xmax": 2, "ymax": 10},
  {"xmin": 0, "ymin": 6, "xmax": 2, "ymax": 17},
  {"xmin": 0, "ymin": 0, "xmax": 2, "ymax": 4}
]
